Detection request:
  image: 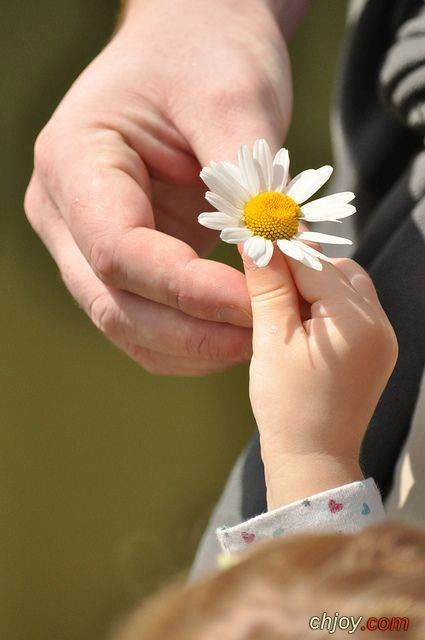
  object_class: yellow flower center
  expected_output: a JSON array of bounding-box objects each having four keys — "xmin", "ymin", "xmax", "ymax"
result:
[{"xmin": 243, "ymin": 192, "xmax": 301, "ymax": 241}]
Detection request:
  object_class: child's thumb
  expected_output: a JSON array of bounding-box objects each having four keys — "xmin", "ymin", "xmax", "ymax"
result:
[{"xmin": 240, "ymin": 244, "xmax": 302, "ymax": 344}]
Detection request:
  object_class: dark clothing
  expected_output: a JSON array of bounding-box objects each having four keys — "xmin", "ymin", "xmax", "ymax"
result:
[
  {"xmin": 242, "ymin": 0, "xmax": 425, "ymax": 521},
  {"xmin": 190, "ymin": 0, "xmax": 425, "ymax": 579}
]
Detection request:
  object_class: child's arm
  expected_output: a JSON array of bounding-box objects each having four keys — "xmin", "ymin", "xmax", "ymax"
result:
[
  {"xmin": 217, "ymin": 247, "xmax": 397, "ymax": 553},
  {"xmin": 245, "ymin": 247, "xmax": 397, "ymax": 509}
]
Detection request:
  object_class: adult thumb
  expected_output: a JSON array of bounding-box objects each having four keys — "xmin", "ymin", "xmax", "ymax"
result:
[
  {"xmin": 181, "ymin": 40, "xmax": 291, "ymax": 166},
  {"xmin": 192, "ymin": 88, "xmax": 289, "ymax": 167}
]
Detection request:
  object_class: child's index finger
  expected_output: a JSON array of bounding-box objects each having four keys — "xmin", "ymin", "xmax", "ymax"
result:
[{"xmin": 285, "ymin": 254, "xmax": 361, "ymax": 313}]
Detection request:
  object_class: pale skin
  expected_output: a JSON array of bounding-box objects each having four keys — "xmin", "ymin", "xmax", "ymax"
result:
[
  {"xmin": 242, "ymin": 247, "xmax": 398, "ymax": 510},
  {"xmin": 25, "ymin": 0, "xmax": 310, "ymax": 376},
  {"xmin": 24, "ymin": 0, "xmax": 399, "ymax": 519}
]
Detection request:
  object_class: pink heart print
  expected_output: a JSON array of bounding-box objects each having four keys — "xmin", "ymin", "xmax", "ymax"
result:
[
  {"xmin": 241, "ymin": 531, "xmax": 255, "ymax": 544},
  {"xmin": 328, "ymin": 499, "xmax": 344, "ymax": 514}
]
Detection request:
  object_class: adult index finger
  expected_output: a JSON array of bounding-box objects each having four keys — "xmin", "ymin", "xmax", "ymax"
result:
[{"xmin": 37, "ymin": 131, "xmax": 252, "ymax": 327}]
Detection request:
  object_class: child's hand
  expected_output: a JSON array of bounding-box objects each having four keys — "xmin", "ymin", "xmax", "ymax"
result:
[{"xmin": 242, "ymin": 247, "xmax": 398, "ymax": 510}]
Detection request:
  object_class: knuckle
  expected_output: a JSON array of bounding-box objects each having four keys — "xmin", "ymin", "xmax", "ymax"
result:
[
  {"xmin": 125, "ymin": 343, "xmax": 237, "ymax": 376},
  {"xmin": 23, "ymin": 177, "xmax": 54, "ymax": 238},
  {"xmin": 205, "ymin": 62, "xmax": 267, "ymax": 114},
  {"xmin": 383, "ymin": 323, "xmax": 399, "ymax": 368},
  {"xmin": 251, "ymin": 285, "xmax": 292, "ymax": 307},
  {"xmin": 167, "ymin": 261, "xmax": 194, "ymax": 313},
  {"xmin": 356, "ymin": 260, "xmax": 370, "ymax": 277},
  {"xmin": 337, "ymin": 257, "xmax": 356, "ymax": 270},
  {"xmin": 89, "ymin": 234, "xmax": 121, "ymax": 286},
  {"xmin": 33, "ymin": 127, "xmax": 54, "ymax": 174},
  {"xmin": 339, "ymin": 258, "xmax": 377, "ymax": 293},
  {"xmin": 89, "ymin": 293, "xmax": 117, "ymax": 336},
  {"xmin": 169, "ymin": 277, "xmax": 184, "ymax": 312},
  {"xmin": 361, "ymin": 318, "xmax": 399, "ymax": 367},
  {"xmin": 185, "ymin": 329, "xmax": 217, "ymax": 359},
  {"xmin": 358, "ymin": 269, "xmax": 376, "ymax": 293},
  {"xmin": 208, "ymin": 84, "xmax": 252, "ymax": 114},
  {"xmin": 23, "ymin": 180, "xmax": 40, "ymax": 229},
  {"xmin": 185, "ymin": 325, "xmax": 250, "ymax": 362},
  {"xmin": 185, "ymin": 329, "xmax": 216, "ymax": 357},
  {"xmin": 358, "ymin": 266, "xmax": 373, "ymax": 286}
]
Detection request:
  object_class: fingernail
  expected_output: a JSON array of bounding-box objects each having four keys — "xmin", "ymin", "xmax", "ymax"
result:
[{"xmin": 218, "ymin": 306, "xmax": 252, "ymax": 326}]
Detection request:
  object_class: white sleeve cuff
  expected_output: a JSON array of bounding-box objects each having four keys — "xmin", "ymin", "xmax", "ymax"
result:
[{"xmin": 216, "ymin": 478, "xmax": 385, "ymax": 555}]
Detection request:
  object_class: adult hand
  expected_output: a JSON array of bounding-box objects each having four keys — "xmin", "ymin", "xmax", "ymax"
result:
[{"xmin": 25, "ymin": 0, "xmax": 295, "ymax": 376}]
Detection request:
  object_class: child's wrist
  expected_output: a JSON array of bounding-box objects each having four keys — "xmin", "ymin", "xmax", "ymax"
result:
[{"xmin": 263, "ymin": 452, "xmax": 363, "ymax": 511}]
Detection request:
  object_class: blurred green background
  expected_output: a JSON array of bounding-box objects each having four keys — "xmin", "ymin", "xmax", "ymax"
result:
[{"xmin": 1, "ymin": 1, "xmax": 348, "ymax": 638}]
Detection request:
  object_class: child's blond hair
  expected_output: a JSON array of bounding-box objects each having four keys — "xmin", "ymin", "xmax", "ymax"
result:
[{"xmin": 114, "ymin": 521, "xmax": 425, "ymax": 639}]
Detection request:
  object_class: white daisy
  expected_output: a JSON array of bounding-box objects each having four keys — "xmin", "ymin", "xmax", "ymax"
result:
[{"xmin": 197, "ymin": 139, "xmax": 356, "ymax": 270}]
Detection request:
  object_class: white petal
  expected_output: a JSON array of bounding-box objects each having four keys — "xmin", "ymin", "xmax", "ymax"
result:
[
  {"xmin": 285, "ymin": 169, "xmax": 316, "ymax": 203},
  {"xmin": 285, "ymin": 165, "xmax": 333, "ymax": 204},
  {"xmin": 220, "ymin": 227, "xmax": 253, "ymax": 244},
  {"xmin": 316, "ymin": 165, "xmax": 334, "ymax": 184},
  {"xmin": 276, "ymin": 238, "xmax": 305, "ymax": 261},
  {"xmin": 301, "ymin": 192, "xmax": 356, "ymax": 221},
  {"xmin": 300, "ymin": 204, "xmax": 356, "ymax": 222},
  {"xmin": 253, "ymin": 139, "xmax": 273, "ymax": 191},
  {"xmin": 296, "ymin": 231, "xmax": 352, "ymax": 245},
  {"xmin": 260, "ymin": 239, "xmax": 275, "ymax": 267},
  {"xmin": 310, "ymin": 191, "xmax": 355, "ymax": 204},
  {"xmin": 277, "ymin": 239, "xmax": 322, "ymax": 270},
  {"xmin": 201, "ymin": 164, "xmax": 249, "ymax": 208},
  {"xmin": 244, "ymin": 236, "xmax": 274, "ymax": 267},
  {"xmin": 211, "ymin": 161, "xmax": 251, "ymax": 202},
  {"xmin": 292, "ymin": 241, "xmax": 323, "ymax": 270},
  {"xmin": 252, "ymin": 140, "xmax": 265, "ymax": 192},
  {"xmin": 296, "ymin": 240, "xmax": 333, "ymax": 262},
  {"xmin": 200, "ymin": 168, "xmax": 241, "ymax": 207},
  {"xmin": 299, "ymin": 251, "xmax": 323, "ymax": 270},
  {"xmin": 272, "ymin": 148, "xmax": 290, "ymax": 192},
  {"xmin": 220, "ymin": 161, "xmax": 243, "ymax": 183},
  {"xmin": 252, "ymin": 158, "xmax": 266, "ymax": 192},
  {"xmin": 198, "ymin": 211, "xmax": 240, "ymax": 230},
  {"xmin": 238, "ymin": 145, "xmax": 260, "ymax": 195},
  {"xmin": 205, "ymin": 191, "xmax": 244, "ymax": 218}
]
